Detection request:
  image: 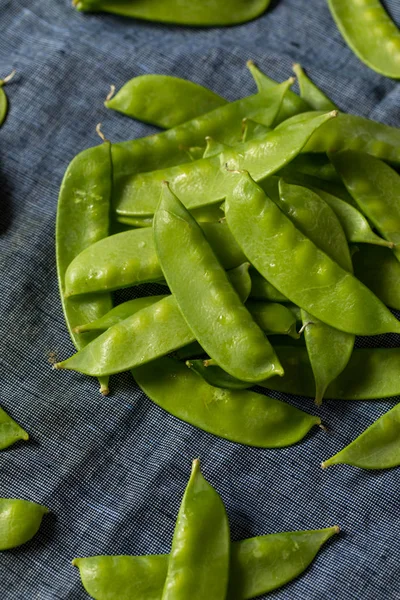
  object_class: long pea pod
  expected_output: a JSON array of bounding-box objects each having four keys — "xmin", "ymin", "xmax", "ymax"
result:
[
  {"xmin": 245, "ymin": 301, "xmax": 298, "ymax": 338},
  {"xmin": 154, "ymin": 184, "xmax": 282, "ymax": 383},
  {"xmin": 225, "ymin": 173, "xmax": 400, "ymax": 335},
  {"xmin": 327, "ymin": 0, "xmax": 400, "ymax": 79},
  {"xmin": 292, "ymin": 64, "xmax": 337, "ymax": 111},
  {"xmin": 0, "ymin": 407, "xmax": 28, "ymax": 450},
  {"xmin": 162, "ymin": 460, "xmax": 229, "ymax": 600},
  {"xmin": 56, "ymin": 135, "xmax": 113, "ymax": 394},
  {"xmin": 322, "ymin": 403, "xmax": 400, "ymax": 470},
  {"xmin": 73, "ymin": 0, "xmax": 271, "ymax": 26},
  {"xmin": 0, "ymin": 499, "xmax": 48, "ymax": 550},
  {"xmin": 0, "ymin": 70, "xmax": 15, "ymax": 127},
  {"xmin": 64, "ymin": 221, "xmax": 246, "ymax": 297},
  {"xmin": 352, "ymin": 244, "xmax": 400, "ymax": 310},
  {"xmin": 106, "ymin": 74, "xmax": 227, "ymax": 128},
  {"xmin": 133, "ymin": 357, "xmax": 320, "ymax": 447},
  {"xmin": 187, "ymin": 359, "xmax": 251, "ymax": 391},
  {"xmin": 73, "ymin": 526, "xmax": 339, "ymax": 600},
  {"xmin": 115, "ymin": 111, "xmax": 337, "ymax": 218}
]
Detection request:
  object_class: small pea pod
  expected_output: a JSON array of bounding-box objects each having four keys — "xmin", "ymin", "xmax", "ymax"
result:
[
  {"xmin": 352, "ymin": 244, "xmax": 400, "ymax": 311},
  {"xmin": 73, "ymin": 526, "xmax": 338, "ymax": 600},
  {"xmin": 322, "ymin": 403, "xmax": 400, "ymax": 470},
  {"xmin": 225, "ymin": 172, "xmax": 400, "ymax": 335},
  {"xmin": 327, "ymin": 0, "xmax": 400, "ymax": 79},
  {"xmin": 154, "ymin": 184, "xmax": 282, "ymax": 383},
  {"xmin": 292, "ymin": 64, "xmax": 337, "ymax": 110},
  {"xmin": 0, "ymin": 499, "xmax": 48, "ymax": 550},
  {"xmin": 330, "ymin": 150, "xmax": 400, "ymax": 257},
  {"xmin": 0, "ymin": 407, "xmax": 28, "ymax": 450},
  {"xmin": 105, "ymin": 74, "xmax": 227, "ymax": 128},
  {"xmin": 0, "ymin": 70, "xmax": 15, "ymax": 127}
]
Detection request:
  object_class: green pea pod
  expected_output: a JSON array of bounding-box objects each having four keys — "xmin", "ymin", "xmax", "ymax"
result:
[
  {"xmin": 322, "ymin": 403, "xmax": 400, "ymax": 470},
  {"xmin": 330, "ymin": 150, "xmax": 400, "ymax": 256},
  {"xmin": 249, "ymin": 270, "xmax": 289, "ymax": 302},
  {"xmin": 246, "ymin": 300, "xmax": 299, "ymax": 338},
  {"xmin": 56, "ymin": 138, "xmax": 113, "ymax": 394},
  {"xmin": 352, "ymin": 244, "xmax": 400, "ymax": 310},
  {"xmin": 203, "ymin": 137, "xmax": 233, "ymax": 159},
  {"xmin": 241, "ymin": 118, "xmax": 271, "ymax": 143},
  {"xmin": 327, "ymin": 0, "xmax": 400, "ymax": 79},
  {"xmin": 73, "ymin": 526, "xmax": 338, "ymax": 600},
  {"xmin": 225, "ymin": 172, "xmax": 400, "ymax": 335},
  {"xmin": 154, "ymin": 184, "xmax": 282, "ymax": 383},
  {"xmin": 292, "ymin": 64, "xmax": 338, "ymax": 111},
  {"xmin": 187, "ymin": 359, "xmax": 251, "ymax": 391},
  {"xmin": 133, "ymin": 357, "xmax": 320, "ymax": 447},
  {"xmin": 279, "ymin": 153, "xmax": 340, "ymax": 182},
  {"xmin": 0, "ymin": 70, "xmax": 15, "ymax": 127},
  {"xmin": 115, "ymin": 111, "xmax": 337, "ymax": 218},
  {"xmin": 162, "ymin": 460, "xmax": 229, "ymax": 600},
  {"xmin": 74, "ymin": 0, "xmax": 271, "ymax": 26},
  {"xmin": 0, "ymin": 407, "xmax": 28, "ymax": 450},
  {"xmin": 0, "ymin": 499, "xmax": 48, "ymax": 550},
  {"xmin": 55, "ymin": 265, "xmax": 252, "ymax": 377},
  {"xmin": 278, "ymin": 170, "xmax": 356, "ymax": 205},
  {"xmin": 106, "ymin": 74, "xmax": 227, "ymax": 128},
  {"xmin": 65, "ymin": 221, "xmax": 246, "ymax": 297},
  {"xmin": 175, "ymin": 341, "xmax": 205, "ymax": 361}
]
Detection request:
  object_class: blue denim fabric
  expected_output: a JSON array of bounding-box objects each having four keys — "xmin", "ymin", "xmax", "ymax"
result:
[{"xmin": 1, "ymin": 1, "xmax": 400, "ymax": 598}]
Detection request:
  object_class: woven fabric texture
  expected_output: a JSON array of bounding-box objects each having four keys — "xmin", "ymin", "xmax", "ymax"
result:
[{"xmin": 1, "ymin": 0, "xmax": 400, "ymax": 598}]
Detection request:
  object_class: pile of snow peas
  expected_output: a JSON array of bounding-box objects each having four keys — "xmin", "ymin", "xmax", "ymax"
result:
[
  {"xmin": 73, "ymin": 459, "xmax": 339, "ymax": 599},
  {"xmin": 55, "ymin": 61, "xmax": 400, "ymax": 470}
]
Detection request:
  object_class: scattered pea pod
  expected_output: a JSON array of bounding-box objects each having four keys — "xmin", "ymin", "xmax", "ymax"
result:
[
  {"xmin": 73, "ymin": 526, "xmax": 339, "ymax": 600},
  {"xmin": 105, "ymin": 74, "xmax": 227, "ymax": 128},
  {"xmin": 132, "ymin": 356, "xmax": 320, "ymax": 447},
  {"xmin": 327, "ymin": 0, "xmax": 400, "ymax": 79},
  {"xmin": 0, "ymin": 499, "xmax": 48, "ymax": 550},
  {"xmin": 352, "ymin": 244, "xmax": 400, "ymax": 311},
  {"xmin": 0, "ymin": 70, "xmax": 15, "ymax": 127},
  {"xmin": 0, "ymin": 407, "xmax": 28, "ymax": 450}
]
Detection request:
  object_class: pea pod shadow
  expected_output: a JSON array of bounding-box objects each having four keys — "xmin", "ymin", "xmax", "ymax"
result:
[{"xmin": 0, "ymin": 169, "xmax": 13, "ymax": 235}]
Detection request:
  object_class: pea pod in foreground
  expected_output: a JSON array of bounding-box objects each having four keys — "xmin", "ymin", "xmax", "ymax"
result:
[
  {"xmin": 322, "ymin": 403, "xmax": 400, "ymax": 470},
  {"xmin": 292, "ymin": 63, "xmax": 337, "ymax": 111},
  {"xmin": 0, "ymin": 407, "xmax": 28, "ymax": 450},
  {"xmin": 0, "ymin": 499, "xmax": 48, "ymax": 550},
  {"xmin": 73, "ymin": 526, "xmax": 339, "ymax": 600}
]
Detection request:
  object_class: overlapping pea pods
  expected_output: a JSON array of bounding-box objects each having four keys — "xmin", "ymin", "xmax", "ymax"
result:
[{"xmin": 56, "ymin": 62, "xmax": 400, "ymax": 468}]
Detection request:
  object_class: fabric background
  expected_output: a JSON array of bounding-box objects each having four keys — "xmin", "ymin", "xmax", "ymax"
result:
[{"xmin": 1, "ymin": 0, "xmax": 400, "ymax": 598}]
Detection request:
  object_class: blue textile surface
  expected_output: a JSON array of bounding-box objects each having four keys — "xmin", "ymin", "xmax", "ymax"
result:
[{"xmin": 1, "ymin": 0, "xmax": 400, "ymax": 598}]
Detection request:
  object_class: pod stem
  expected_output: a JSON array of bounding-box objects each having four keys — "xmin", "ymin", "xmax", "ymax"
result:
[
  {"xmin": 105, "ymin": 84, "xmax": 115, "ymax": 103},
  {"xmin": 0, "ymin": 69, "xmax": 16, "ymax": 86},
  {"xmin": 96, "ymin": 123, "xmax": 107, "ymax": 143}
]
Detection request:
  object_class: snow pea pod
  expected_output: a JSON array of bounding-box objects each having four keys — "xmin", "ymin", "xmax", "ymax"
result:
[
  {"xmin": 115, "ymin": 111, "xmax": 337, "ymax": 218},
  {"xmin": 292, "ymin": 64, "xmax": 337, "ymax": 111},
  {"xmin": 133, "ymin": 356, "xmax": 320, "ymax": 447},
  {"xmin": 0, "ymin": 407, "xmax": 28, "ymax": 450},
  {"xmin": 246, "ymin": 300, "xmax": 298, "ymax": 338},
  {"xmin": 65, "ymin": 221, "xmax": 246, "ymax": 297},
  {"xmin": 0, "ymin": 70, "xmax": 15, "ymax": 127},
  {"xmin": 74, "ymin": 0, "xmax": 271, "ymax": 26},
  {"xmin": 352, "ymin": 244, "xmax": 400, "ymax": 310},
  {"xmin": 0, "ymin": 499, "xmax": 48, "ymax": 550},
  {"xmin": 106, "ymin": 74, "xmax": 227, "ymax": 128},
  {"xmin": 225, "ymin": 173, "xmax": 400, "ymax": 335},
  {"xmin": 327, "ymin": 0, "xmax": 400, "ymax": 79},
  {"xmin": 162, "ymin": 459, "xmax": 229, "ymax": 600},
  {"xmin": 56, "ymin": 137, "xmax": 113, "ymax": 395},
  {"xmin": 73, "ymin": 526, "xmax": 338, "ymax": 600},
  {"xmin": 322, "ymin": 403, "xmax": 400, "ymax": 470},
  {"xmin": 330, "ymin": 150, "xmax": 400, "ymax": 257},
  {"xmin": 188, "ymin": 359, "xmax": 251, "ymax": 391},
  {"xmin": 279, "ymin": 154, "xmax": 340, "ymax": 182},
  {"xmin": 249, "ymin": 271, "xmax": 289, "ymax": 302},
  {"xmin": 154, "ymin": 184, "xmax": 282, "ymax": 383}
]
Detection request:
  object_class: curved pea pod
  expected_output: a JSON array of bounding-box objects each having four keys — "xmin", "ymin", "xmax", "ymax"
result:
[
  {"xmin": 55, "ymin": 264, "xmax": 251, "ymax": 377},
  {"xmin": 0, "ymin": 499, "xmax": 48, "ymax": 550},
  {"xmin": 74, "ymin": 0, "xmax": 271, "ymax": 26},
  {"xmin": 187, "ymin": 359, "xmax": 251, "ymax": 391},
  {"xmin": 263, "ymin": 346, "xmax": 400, "ymax": 400},
  {"xmin": 292, "ymin": 64, "xmax": 337, "ymax": 111},
  {"xmin": 154, "ymin": 184, "xmax": 282, "ymax": 383},
  {"xmin": 241, "ymin": 117, "xmax": 271, "ymax": 143},
  {"xmin": 0, "ymin": 407, "xmax": 28, "ymax": 450},
  {"xmin": 133, "ymin": 357, "xmax": 321, "ymax": 447},
  {"xmin": 352, "ymin": 244, "xmax": 400, "ymax": 310},
  {"xmin": 73, "ymin": 526, "xmax": 339, "ymax": 600},
  {"xmin": 65, "ymin": 221, "xmax": 246, "ymax": 297},
  {"xmin": 115, "ymin": 111, "xmax": 337, "ymax": 218},
  {"xmin": 249, "ymin": 270, "xmax": 289, "ymax": 302},
  {"xmin": 322, "ymin": 403, "xmax": 400, "ymax": 470},
  {"xmin": 162, "ymin": 459, "xmax": 229, "ymax": 600},
  {"xmin": 225, "ymin": 172, "xmax": 400, "ymax": 335},
  {"xmin": 106, "ymin": 74, "xmax": 227, "ymax": 128},
  {"xmin": 246, "ymin": 300, "xmax": 299, "ymax": 338},
  {"xmin": 0, "ymin": 70, "xmax": 15, "ymax": 127},
  {"xmin": 330, "ymin": 150, "xmax": 400, "ymax": 256},
  {"xmin": 327, "ymin": 0, "xmax": 400, "ymax": 79},
  {"xmin": 56, "ymin": 139, "xmax": 113, "ymax": 395},
  {"xmin": 278, "ymin": 170, "xmax": 356, "ymax": 205},
  {"xmin": 279, "ymin": 153, "xmax": 340, "ymax": 182}
]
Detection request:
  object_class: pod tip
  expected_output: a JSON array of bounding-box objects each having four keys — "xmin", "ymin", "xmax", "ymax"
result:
[
  {"xmin": 333, "ymin": 525, "xmax": 340, "ymax": 534},
  {"xmin": 321, "ymin": 461, "xmax": 328, "ymax": 469}
]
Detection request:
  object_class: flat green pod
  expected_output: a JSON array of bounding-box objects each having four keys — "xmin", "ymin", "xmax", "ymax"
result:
[
  {"xmin": 73, "ymin": 526, "xmax": 338, "ymax": 600},
  {"xmin": 0, "ymin": 407, "xmax": 28, "ymax": 450},
  {"xmin": 352, "ymin": 244, "xmax": 400, "ymax": 310},
  {"xmin": 249, "ymin": 271, "xmax": 289, "ymax": 302},
  {"xmin": 0, "ymin": 70, "xmax": 15, "ymax": 127},
  {"xmin": 322, "ymin": 403, "xmax": 400, "ymax": 470},
  {"xmin": 292, "ymin": 64, "xmax": 337, "ymax": 111},
  {"xmin": 106, "ymin": 74, "xmax": 226, "ymax": 128},
  {"xmin": 327, "ymin": 0, "xmax": 400, "ymax": 79},
  {"xmin": 0, "ymin": 499, "xmax": 48, "ymax": 550}
]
